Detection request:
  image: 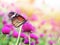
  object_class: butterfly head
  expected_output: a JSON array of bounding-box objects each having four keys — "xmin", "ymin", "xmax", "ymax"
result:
[{"xmin": 8, "ymin": 12, "xmax": 17, "ymax": 19}]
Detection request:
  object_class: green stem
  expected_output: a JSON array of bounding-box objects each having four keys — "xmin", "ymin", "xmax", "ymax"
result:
[
  {"xmin": 15, "ymin": 26, "xmax": 22, "ymax": 45},
  {"xmin": 29, "ymin": 33, "xmax": 30, "ymax": 45},
  {"xmin": 19, "ymin": 38, "xmax": 23, "ymax": 45}
]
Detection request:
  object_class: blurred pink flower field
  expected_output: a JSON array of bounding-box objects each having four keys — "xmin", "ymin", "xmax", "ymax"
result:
[{"xmin": 0, "ymin": 0, "xmax": 60, "ymax": 45}]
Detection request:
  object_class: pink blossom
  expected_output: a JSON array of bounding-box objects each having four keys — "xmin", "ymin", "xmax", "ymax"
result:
[
  {"xmin": 48, "ymin": 40, "xmax": 55, "ymax": 45},
  {"xmin": 24, "ymin": 39, "xmax": 29, "ymax": 44},
  {"xmin": 0, "ymin": 11, "xmax": 4, "ymax": 16},
  {"xmin": 20, "ymin": 33, "xmax": 27, "ymax": 38},
  {"xmin": 30, "ymin": 33, "xmax": 38, "ymax": 40},
  {"xmin": 12, "ymin": 30, "xmax": 18, "ymax": 38},
  {"xmin": 2, "ymin": 25, "xmax": 11, "ymax": 34},
  {"xmin": 22, "ymin": 22, "xmax": 36, "ymax": 33},
  {"xmin": 40, "ymin": 33, "xmax": 45, "ymax": 38}
]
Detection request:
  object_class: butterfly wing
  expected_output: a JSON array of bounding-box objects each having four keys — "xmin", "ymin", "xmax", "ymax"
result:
[
  {"xmin": 8, "ymin": 12, "xmax": 27, "ymax": 28},
  {"xmin": 17, "ymin": 15, "xmax": 27, "ymax": 27},
  {"xmin": 12, "ymin": 17, "xmax": 19, "ymax": 27},
  {"xmin": 12, "ymin": 15, "xmax": 27, "ymax": 27}
]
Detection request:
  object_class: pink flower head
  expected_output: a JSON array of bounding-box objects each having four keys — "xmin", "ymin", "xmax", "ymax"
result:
[
  {"xmin": 2, "ymin": 19, "xmax": 14, "ymax": 30},
  {"xmin": 22, "ymin": 22, "xmax": 35, "ymax": 33},
  {"xmin": 38, "ymin": 20, "xmax": 46, "ymax": 28},
  {"xmin": 2, "ymin": 25, "xmax": 11, "ymax": 34},
  {"xmin": 35, "ymin": 40, "xmax": 39, "ymax": 44},
  {"xmin": 48, "ymin": 40, "xmax": 54, "ymax": 45},
  {"xmin": 30, "ymin": 42, "xmax": 35, "ymax": 45},
  {"xmin": 12, "ymin": 31, "xmax": 27, "ymax": 38},
  {"xmin": 2, "ymin": 20, "xmax": 7, "ymax": 25},
  {"xmin": 0, "ymin": 11, "xmax": 4, "ymax": 16},
  {"xmin": 12, "ymin": 30, "xmax": 18, "ymax": 38},
  {"xmin": 40, "ymin": 33, "xmax": 45, "ymax": 38},
  {"xmin": 5, "ymin": 24, "xmax": 14, "ymax": 30},
  {"xmin": 20, "ymin": 33, "xmax": 27, "ymax": 38},
  {"xmin": 30, "ymin": 33, "xmax": 38, "ymax": 40},
  {"xmin": 24, "ymin": 39, "xmax": 29, "ymax": 44}
]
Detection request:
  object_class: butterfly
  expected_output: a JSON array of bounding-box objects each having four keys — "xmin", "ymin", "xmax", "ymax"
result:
[{"xmin": 8, "ymin": 12, "xmax": 27, "ymax": 28}]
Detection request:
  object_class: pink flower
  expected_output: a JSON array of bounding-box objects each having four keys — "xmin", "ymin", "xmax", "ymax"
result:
[
  {"xmin": 4, "ymin": 24, "xmax": 15, "ymax": 31},
  {"xmin": 2, "ymin": 20, "xmax": 7, "ymax": 25},
  {"xmin": 12, "ymin": 30, "xmax": 18, "ymax": 38},
  {"xmin": 30, "ymin": 33, "xmax": 38, "ymax": 40},
  {"xmin": 35, "ymin": 40, "xmax": 39, "ymax": 44},
  {"xmin": 48, "ymin": 40, "xmax": 54, "ymax": 45},
  {"xmin": 38, "ymin": 20, "xmax": 46, "ymax": 28},
  {"xmin": 30, "ymin": 42, "xmax": 35, "ymax": 45},
  {"xmin": 0, "ymin": 11, "xmax": 4, "ymax": 16},
  {"xmin": 2, "ymin": 25, "xmax": 11, "ymax": 34},
  {"xmin": 20, "ymin": 33, "xmax": 27, "ymax": 38},
  {"xmin": 24, "ymin": 39, "xmax": 29, "ymax": 44},
  {"xmin": 22, "ymin": 22, "xmax": 35, "ymax": 33},
  {"xmin": 40, "ymin": 33, "xmax": 45, "ymax": 38},
  {"xmin": 12, "ymin": 31, "xmax": 28, "ymax": 38},
  {"xmin": 2, "ymin": 19, "xmax": 15, "ymax": 30}
]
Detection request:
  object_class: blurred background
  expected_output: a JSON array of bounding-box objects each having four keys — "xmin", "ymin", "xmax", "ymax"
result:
[{"xmin": 0, "ymin": 0, "xmax": 60, "ymax": 45}]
